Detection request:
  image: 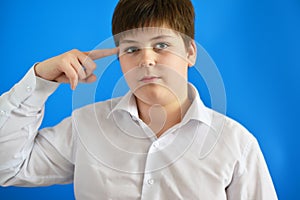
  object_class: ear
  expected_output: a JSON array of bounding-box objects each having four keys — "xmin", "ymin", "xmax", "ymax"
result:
[{"xmin": 187, "ymin": 40, "xmax": 197, "ymax": 67}]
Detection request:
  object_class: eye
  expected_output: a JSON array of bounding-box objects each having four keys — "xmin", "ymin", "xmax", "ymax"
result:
[
  {"xmin": 124, "ymin": 46, "xmax": 139, "ymax": 54},
  {"xmin": 154, "ymin": 42, "xmax": 169, "ymax": 50}
]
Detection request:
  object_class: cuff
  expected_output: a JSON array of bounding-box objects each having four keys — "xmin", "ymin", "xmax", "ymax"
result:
[
  {"xmin": 0, "ymin": 65, "xmax": 60, "ymax": 115},
  {"xmin": 14, "ymin": 65, "xmax": 60, "ymax": 106}
]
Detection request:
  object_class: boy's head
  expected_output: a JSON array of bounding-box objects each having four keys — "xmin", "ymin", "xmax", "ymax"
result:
[
  {"xmin": 112, "ymin": 0, "xmax": 195, "ymax": 47},
  {"xmin": 111, "ymin": 0, "xmax": 197, "ymax": 107}
]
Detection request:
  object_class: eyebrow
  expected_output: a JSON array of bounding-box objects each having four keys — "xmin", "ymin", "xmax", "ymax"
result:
[{"xmin": 119, "ymin": 35, "xmax": 175, "ymax": 44}]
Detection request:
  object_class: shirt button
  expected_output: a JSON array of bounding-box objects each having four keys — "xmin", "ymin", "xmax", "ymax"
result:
[
  {"xmin": 26, "ymin": 85, "xmax": 32, "ymax": 92},
  {"xmin": 0, "ymin": 110, "xmax": 6, "ymax": 116},
  {"xmin": 147, "ymin": 178, "xmax": 154, "ymax": 185},
  {"xmin": 153, "ymin": 141, "xmax": 160, "ymax": 148},
  {"xmin": 13, "ymin": 154, "xmax": 20, "ymax": 159}
]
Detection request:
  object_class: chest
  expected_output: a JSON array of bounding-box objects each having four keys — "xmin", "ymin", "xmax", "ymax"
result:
[{"xmin": 73, "ymin": 136, "xmax": 234, "ymax": 200}]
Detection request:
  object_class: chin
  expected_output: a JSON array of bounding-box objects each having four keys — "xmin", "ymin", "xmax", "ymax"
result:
[{"xmin": 134, "ymin": 84, "xmax": 177, "ymax": 106}]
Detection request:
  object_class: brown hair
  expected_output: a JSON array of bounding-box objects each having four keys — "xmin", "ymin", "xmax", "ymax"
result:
[{"xmin": 112, "ymin": 0, "xmax": 195, "ymax": 46}]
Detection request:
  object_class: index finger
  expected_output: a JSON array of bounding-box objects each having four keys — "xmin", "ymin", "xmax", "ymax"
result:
[{"xmin": 84, "ymin": 48, "xmax": 119, "ymax": 60}]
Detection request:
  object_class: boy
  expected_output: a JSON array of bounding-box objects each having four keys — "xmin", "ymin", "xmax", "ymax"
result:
[{"xmin": 0, "ymin": 0, "xmax": 277, "ymax": 199}]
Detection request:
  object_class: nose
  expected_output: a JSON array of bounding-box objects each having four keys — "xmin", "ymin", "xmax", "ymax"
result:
[{"xmin": 139, "ymin": 48, "xmax": 156, "ymax": 68}]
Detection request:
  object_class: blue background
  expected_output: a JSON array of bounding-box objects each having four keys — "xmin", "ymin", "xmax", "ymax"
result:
[{"xmin": 1, "ymin": 0, "xmax": 299, "ymax": 199}]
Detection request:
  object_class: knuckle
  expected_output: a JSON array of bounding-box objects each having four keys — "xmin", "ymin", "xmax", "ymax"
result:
[
  {"xmin": 59, "ymin": 58, "xmax": 70, "ymax": 69},
  {"xmin": 63, "ymin": 49, "xmax": 79, "ymax": 59},
  {"xmin": 70, "ymin": 48, "xmax": 80, "ymax": 53}
]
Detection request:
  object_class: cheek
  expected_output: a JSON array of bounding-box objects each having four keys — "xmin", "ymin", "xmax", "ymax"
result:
[
  {"xmin": 160, "ymin": 54, "xmax": 188, "ymax": 72},
  {"xmin": 119, "ymin": 57, "xmax": 140, "ymax": 88},
  {"xmin": 119, "ymin": 57, "xmax": 134, "ymax": 74}
]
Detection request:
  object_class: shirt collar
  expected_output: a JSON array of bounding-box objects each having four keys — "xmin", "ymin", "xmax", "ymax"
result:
[
  {"xmin": 180, "ymin": 84, "xmax": 212, "ymax": 127},
  {"xmin": 107, "ymin": 91, "xmax": 139, "ymax": 119},
  {"xmin": 107, "ymin": 84, "xmax": 212, "ymax": 127}
]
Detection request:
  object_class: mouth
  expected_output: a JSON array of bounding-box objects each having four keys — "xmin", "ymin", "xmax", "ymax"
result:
[{"xmin": 139, "ymin": 76, "xmax": 161, "ymax": 83}]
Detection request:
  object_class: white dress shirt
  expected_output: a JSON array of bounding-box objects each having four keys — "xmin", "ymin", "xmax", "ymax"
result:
[{"xmin": 0, "ymin": 67, "xmax": 278, "ymax": 199}]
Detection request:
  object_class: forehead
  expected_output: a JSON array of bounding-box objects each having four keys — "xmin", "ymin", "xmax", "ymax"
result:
[{"xmin": 117, "ymin": 27, "xmax": 181, "ymax": 43}]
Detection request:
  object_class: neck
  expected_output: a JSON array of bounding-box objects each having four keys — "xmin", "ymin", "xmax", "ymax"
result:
[{"xmin": 136, "ymin": 95, "xmax": 191, "ymax": 138}]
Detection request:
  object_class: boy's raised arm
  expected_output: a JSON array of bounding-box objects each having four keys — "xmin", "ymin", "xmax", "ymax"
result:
[{"xmin": 0, "ymin": 48, "xmax": 118, "ymax": 186}]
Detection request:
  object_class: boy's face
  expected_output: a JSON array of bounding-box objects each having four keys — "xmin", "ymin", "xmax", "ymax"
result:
[{"xmin": 118, "ymin": 27, "xmax": 196, "ymax": 106}]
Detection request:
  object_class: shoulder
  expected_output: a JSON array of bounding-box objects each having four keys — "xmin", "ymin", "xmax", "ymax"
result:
[
  {"xmin": 72, "ymin": 96, "xmax": 123, "ymax": 118},
  {"xmin": 205, "ymin": 108, "xmax": 258, "ymax": 158},
  {"xmin": 209, "ymin": 108, "xmax": 255, "ymax": 140},
  {"xmin": 225, "ymin": 113, "xmax": 256, "ymax": 146}
]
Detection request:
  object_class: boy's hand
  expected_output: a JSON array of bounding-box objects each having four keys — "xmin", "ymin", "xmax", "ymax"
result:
[{"xmin": 34, "ymin": 48, "xmax": 118, "ymax": 90}]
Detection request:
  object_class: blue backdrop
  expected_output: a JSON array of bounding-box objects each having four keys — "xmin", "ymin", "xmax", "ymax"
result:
[{"xmin": 1, "ymin": 0, "xmax": 299, "ymax": 199}]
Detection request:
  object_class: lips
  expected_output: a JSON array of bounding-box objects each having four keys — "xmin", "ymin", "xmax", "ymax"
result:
[{"xmin": 140, "ymin": 76, "xmax": 161, "ymax": 83}]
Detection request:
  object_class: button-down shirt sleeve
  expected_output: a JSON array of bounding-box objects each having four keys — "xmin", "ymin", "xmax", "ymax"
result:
[
  {"xmin": 225, "ymin": 137, "xmax": 278, "ymax": 199},
  {"xmin": 0, "ymin": 66, "xmax": 74, "ymax": 186}
]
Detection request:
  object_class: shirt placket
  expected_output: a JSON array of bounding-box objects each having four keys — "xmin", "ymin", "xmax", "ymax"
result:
[{"xmin": 141, "ymin": 139, "xmax": 162, "ymax": 199}]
